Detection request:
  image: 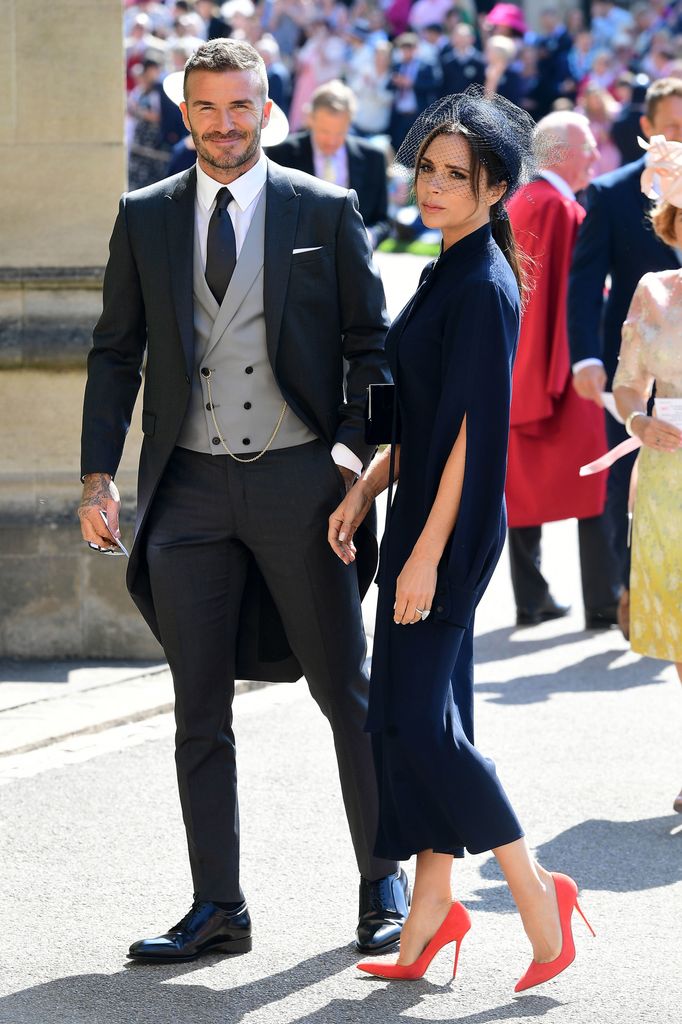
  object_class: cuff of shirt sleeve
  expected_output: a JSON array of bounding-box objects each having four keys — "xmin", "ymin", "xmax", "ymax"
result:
[
  {"xmin": 331, "ymin": 443, "xmax": 362, "ymax": 478},
  {"xmin": 572, "ymin": 357, "xmax": 604, "ymax": 374}
]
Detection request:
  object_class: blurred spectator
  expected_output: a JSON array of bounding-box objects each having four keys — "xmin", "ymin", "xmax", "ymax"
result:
[
  {"xmin": 484, "ymin": 34, "xmax": 523, "ymax": 106},
  {"xmin": 579, "ymin": 48, "xmax": 617, "ymax": 95},
  {"xmin": 386, "ymin": 0, "xmax": 413, "ymax": 37},
  {"xmin": 171, "ymin": 1, "xmax": 206, "ymax": 38},
  {"xmin": 347, "ymin": 40, "xmax": 394, "ymax": 138},
  {"xmin": 289, "ymin": 16, "xmax": 346, "ymax": 129},
  {"xmin": 388, "ymin": 32, "xmax": 441, "ymax": 151},
  {"xmin": 256, "ymin": 34, "xmax": 293, "ymax": 115},
  {"xmin": 127, "ymin": 58, "xmax": 168, "ymax": 190},
  {"xmin": 483, "ymin": 3, "xmax": 527, "ymax": 42},
  {"xmin": 408, "ymin": 0, "xmax": 452, "ymax": 32},
  {"xmin": 611, "ymin": 72, "xmax": 651, "ymax": 166},
  {"xmin": 577, "ymin": 84, "xmax": 622, "ymax": 175},
  {"xmin": 195, "ymin": 0, "xmax": 231, "ymax": 39},
  {"xmin": 167, "ymin": 14, "xmax": 206, "ymax": 50},
  {"xmin": 266, "ymin": 79, "xmax": 391, "ymax": 247},
  {"xmin": 125, "ymin": 14, "xmax": 168, "ymax": 91},
  {"xmin": 124, "ymin": 0, "xmax": 174, "ymax": 37},
  {"xmin": 440, "ymin": 23, "xmax": 486, "ymax": 95},
  {"xmin": 265, "ymin": 0, "xmax": 309, "ymax": 65},
  {"xmin": 590, "ymin": 1, "xmax": 634, "ymax": 52},
  {"xmin": 533, "ymin": 5, "xmax": 574, "ymax": 117},
  {"xmin": 568, "ymin": 30, "xmax": 595, "ymax": 83}
]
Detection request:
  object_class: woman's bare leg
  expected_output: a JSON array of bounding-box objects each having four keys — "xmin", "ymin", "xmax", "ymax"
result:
[
  {"xmin": 493, "ymin": 837, "xmax": 561, "ymax": 963},
  {"xmin": 396, "ymin": 850, "xmax": 453, "ymax": 964}
]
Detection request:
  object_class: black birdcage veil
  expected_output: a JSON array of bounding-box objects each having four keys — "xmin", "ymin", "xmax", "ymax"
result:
[{"xmin": 394, "ymin": 87, "xmax": 540, "ymax": 205}]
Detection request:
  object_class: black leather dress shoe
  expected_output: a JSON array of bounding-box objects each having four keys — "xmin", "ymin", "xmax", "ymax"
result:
[
  {"xmin": 356, "ymin": 868, "xmax": 410, "ymax": 952},
  {"xmin": 127, "ymin": 900, "xmax": 251, "ymax": 963},
  {"xmin": 516, "ymin": 597, "xmax": 571, "ymax": 626},
  {"xmin": 584, "ymin": 603, "xmax": 619, "ymax": 630}
]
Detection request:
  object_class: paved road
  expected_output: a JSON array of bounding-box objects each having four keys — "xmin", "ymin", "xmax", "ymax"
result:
[{"xmin": 1, "ymin": 254, "xmax": 681, "ymax": 1023}]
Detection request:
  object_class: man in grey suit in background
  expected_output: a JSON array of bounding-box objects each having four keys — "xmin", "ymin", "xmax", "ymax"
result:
[{"xmin": 78, "ymin": 39, "xmax": 409, "ymax": 963}]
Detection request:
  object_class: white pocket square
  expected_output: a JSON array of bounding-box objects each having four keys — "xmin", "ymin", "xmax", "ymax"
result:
[{"xmin": 292, "ymin": 246, "xmax": 323, "ymax": 254}]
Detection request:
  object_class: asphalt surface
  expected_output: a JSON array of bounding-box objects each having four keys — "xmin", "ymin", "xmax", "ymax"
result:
[{"xmin": 1, "ymin": 253, "xmax": 681, "ymax": 1023}]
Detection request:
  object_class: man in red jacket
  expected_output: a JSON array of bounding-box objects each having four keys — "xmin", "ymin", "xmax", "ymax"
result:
[{"xmin": 506, "ymin": 111, "xmax": 622, "ymax": 628}]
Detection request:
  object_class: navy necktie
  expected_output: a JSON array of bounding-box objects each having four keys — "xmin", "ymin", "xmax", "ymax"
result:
[{"xmin": 205, "ymin": 187, "xmax": 236, "ymax": 305}]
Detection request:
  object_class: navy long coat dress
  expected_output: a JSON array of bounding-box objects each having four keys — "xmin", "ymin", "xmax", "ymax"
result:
[{"xmin": 367, "ymin": 222, "xmax": 526, "ymax": 861}]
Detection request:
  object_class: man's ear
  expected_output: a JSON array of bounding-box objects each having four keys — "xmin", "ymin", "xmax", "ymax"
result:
[
  {"xmin": 261, "ymin": 98, "xmax": 273, "ymax": 129},
  {"xmin": 640, "ymin": 114, "xmax": 652, "ymax": 141},
  {"xmin": 180, "ymin": 101, "xmax": 191, "ymax": 134}
]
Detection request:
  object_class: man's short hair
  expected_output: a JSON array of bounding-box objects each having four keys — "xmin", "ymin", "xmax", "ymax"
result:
[
  {"xmin": 310, "ymin": 80, "xmax": 357, "ymax": 118},
  {"xmin": 533, "ymin": 111, "xmax": 591, "ymax": 166},
  {"xmin": 646, "ymin": 76, "xmax": 682, "ymax": 122},
  {"xmin": 183, "ymin": 38, "xmax": 268, "ymax": 101}
]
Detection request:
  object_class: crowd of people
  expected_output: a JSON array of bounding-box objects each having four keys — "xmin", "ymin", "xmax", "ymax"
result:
[{"xmin": 125, "ymin": 0, "xmax": 682, "ymax": 194}]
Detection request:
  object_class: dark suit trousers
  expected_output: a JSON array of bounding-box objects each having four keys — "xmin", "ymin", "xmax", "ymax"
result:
[
  {"xmin": 144, "ymin": 441, "xmax": 397, "ymax": 901},
  {"xmin": 508, "ymin": 513, "xmax": 621, "ymax": 614},
  {"xmin": 604, "ymin": 414, "xmax": 635, "ymax": 589}
]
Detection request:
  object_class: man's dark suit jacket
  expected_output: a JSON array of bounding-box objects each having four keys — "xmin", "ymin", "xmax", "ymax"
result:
[
  {"xmin": 81, "ymin": 159, "xmax": 391, "ymax": 680},
  {"xmin": 568, "ymin": 157, "xmax": 678, "ymax": 383},
  {"xmin": 265, "ymin": 132, "xmax": 391, "ymax": 248}
]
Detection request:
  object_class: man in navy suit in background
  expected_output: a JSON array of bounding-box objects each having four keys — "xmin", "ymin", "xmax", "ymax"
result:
[
  {"xmin": 568, "ymin": 77, "xmax": 682, "ymax": 635},
  {"xmin": 266, "ymin": 80, "xmax": 391, "ymax": 249}
]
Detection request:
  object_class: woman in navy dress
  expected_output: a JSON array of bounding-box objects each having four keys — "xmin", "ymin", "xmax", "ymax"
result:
[{"xmin": 329, "ymin": 92, "xmax": 595, "ymax": 991}]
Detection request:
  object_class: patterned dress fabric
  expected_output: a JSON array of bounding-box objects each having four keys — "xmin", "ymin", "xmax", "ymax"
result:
[{"xmin": 614, "ymin": 270, "xmax": 682, "ymax": 662}]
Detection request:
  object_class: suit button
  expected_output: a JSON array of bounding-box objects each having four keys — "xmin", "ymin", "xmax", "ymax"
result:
[
  {"xmin": 436, "ymin": 605, "xmax": 444, "ymax": 614},
  {"xmin": 242, "ymin": 438, "xmax": 251, "ymax": 446},
  {"xmin": 245, "ymin": 365, "xmax": 253, "ymax": 374},
  {"xmin": 244, "ymin": 401, "xmax": 252, "ymax": 410},
  {"xmin": 184, "ymin": 374, "xmax": 190, "ymax": 384},
  {"xmin": 212, "ymin": 437, "xmax": 220, "ymax": 445},
  {"xmin": 201, "ymin": 367, "xmax": 210, "ymax": 377},
  {"xmin": 206, "ymin": 403, "xmax": 212, "ymax": 411}
]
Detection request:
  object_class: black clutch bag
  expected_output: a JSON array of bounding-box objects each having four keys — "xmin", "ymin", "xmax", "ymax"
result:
[{"xmin": 365, "ymin": 383, "xmax": 401, "ymax": 445}]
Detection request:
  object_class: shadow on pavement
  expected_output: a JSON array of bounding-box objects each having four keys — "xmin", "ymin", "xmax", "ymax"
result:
[
  {"xmin": 0, "ymin": 941, "xmax": 563, "ymax": 1024},
  {"xmin": 475, "ymin": 649, "xmax": 665, "ymax": 706},
  {"xmin": 469, "ymin": 815, "xmax": 682, "ymax": 914},
  {"xmin": 0, "ymin": 659, "xmax": 163, "ymax": 686}
]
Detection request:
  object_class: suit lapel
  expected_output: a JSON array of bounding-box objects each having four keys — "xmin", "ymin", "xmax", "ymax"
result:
[
  {"xmin": 263, "ymin": 160, "xmax": 300, "ymax": 371},
  {"xmin": 165, "ymin": 168, "xmax": 197, "ymax": 376}
]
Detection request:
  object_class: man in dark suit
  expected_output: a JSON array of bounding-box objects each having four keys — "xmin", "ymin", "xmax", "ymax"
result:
[
  {"xmin": 439, "ymin": 23, "xmax": 485, "ymax": 97},
  {"xmin": 568, "ymin": 77, "xmax": 682, "ymax": 635},
  {"xmin": 78, "ymin": 39, "xmax": 408, "ymax": 963},
  {"xmin": 266, "ymin": 80, "xmax": 391, "ymax": 249}
]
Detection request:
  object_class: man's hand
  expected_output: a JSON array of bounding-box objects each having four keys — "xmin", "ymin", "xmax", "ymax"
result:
[
  {"xmin": 328, "ymin": 480, "xmax": 373, "ymax": 564},
  {"xmin": 78, "ymin": 473, "xmax": 122, "ymax": 550},
  {"xmin": 572, "ymin": 364, "xmax": 607, "ymax": 405}
]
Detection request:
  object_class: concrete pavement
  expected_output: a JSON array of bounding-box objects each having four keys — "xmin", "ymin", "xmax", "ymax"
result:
[{"xmin": 1, "ymin": 517, "xmax": 681, "ymax": 1024}]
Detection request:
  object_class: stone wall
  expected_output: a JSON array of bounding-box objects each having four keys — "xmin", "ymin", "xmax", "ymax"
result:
[{"xmin": 0, "ymin": 0, "xmax": 163, "ymax": 658}]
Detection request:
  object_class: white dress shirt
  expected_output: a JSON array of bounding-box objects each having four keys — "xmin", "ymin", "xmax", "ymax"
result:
[
  {"xmin": 195, "ymin": 154, "xmax": 362, "ymax": 476},
  {"xmin": 312, "ymin": 144, "xmax": 349, "ymax": 188},
  {"xmin": 539, "ymin": 169, "xmax": 605, "ymax": 376}
]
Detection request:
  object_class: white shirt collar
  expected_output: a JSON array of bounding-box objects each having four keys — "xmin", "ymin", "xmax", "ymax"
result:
[
  {"xmin": 195, "ymin": 150, "xmax": 268, "ymax": 212},
  {"xmin": 538, "ymin": 168, "xmax": 576, "ymax": 202}
]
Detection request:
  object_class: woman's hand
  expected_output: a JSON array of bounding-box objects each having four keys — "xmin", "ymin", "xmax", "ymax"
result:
[
  {"xmin": 394, "ymin": 553, "xmax": 438, "ymax": 625},
  {"xmin": 631, "ymin": 415, "xmax": 682, "ymax": 453},
  {"xmin": 328, "ymin": 481, "xmax": 374, "ymax": 564}
]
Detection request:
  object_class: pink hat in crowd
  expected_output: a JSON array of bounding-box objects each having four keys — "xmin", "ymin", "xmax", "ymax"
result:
[
  {"xmin": 640, "ymin": 134, "xmax": 682, "ymax": 207},
  {"xmin": 486, "ymin": 4, "xmax": 527, "ymax": 36}
]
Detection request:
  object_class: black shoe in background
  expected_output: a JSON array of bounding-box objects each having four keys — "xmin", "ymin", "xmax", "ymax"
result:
[
  {"xmin": 516, "ymin": 597, "xmax": 571, "ymax": 627},
  {"xmin": 356, "ymin": 868, "xmax": 410, "ymax": 953},
  {"xmin": 584, "ymin": 603, "xmax": 620, "ymax": 630},
  {"xmin": 127, "ymin": 899, "xmax": 252, "ymax": 963}
]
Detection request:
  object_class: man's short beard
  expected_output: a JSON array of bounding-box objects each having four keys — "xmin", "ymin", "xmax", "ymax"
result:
[{"xmin": 192, "ymin": 124, "xmax": 261, "ymax": 171}]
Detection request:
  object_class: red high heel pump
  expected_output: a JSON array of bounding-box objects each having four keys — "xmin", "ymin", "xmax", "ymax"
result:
[
  {"xmin": 357, "ymin": 901, "xmax": 471, "ymax": 981},
  {"xmin": 515, "ymin": 872, "xmax": 595, "ymax": 993}
]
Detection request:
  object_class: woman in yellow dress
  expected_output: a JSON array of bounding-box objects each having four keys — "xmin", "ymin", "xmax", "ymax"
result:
[{"xmin": 613, "ymin": 135, "xmax": 682, "ymax": 812}]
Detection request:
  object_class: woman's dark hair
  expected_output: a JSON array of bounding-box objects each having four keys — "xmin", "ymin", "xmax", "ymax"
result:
[{"xmin": 414, "ymin": 125, "xmax": 526, "ymax": 300}]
